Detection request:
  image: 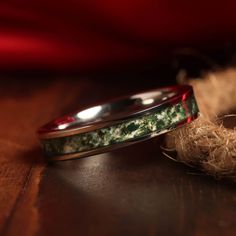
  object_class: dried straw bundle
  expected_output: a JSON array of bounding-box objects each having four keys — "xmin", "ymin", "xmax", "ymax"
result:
[{"xmin": 166, "ymin": 69, "xmax": 236, "ymax": 180}]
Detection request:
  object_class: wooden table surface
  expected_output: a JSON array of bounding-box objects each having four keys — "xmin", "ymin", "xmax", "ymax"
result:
[{"xmin": 1, "ymin": 76, "xmax": 236, "ymax": 236}]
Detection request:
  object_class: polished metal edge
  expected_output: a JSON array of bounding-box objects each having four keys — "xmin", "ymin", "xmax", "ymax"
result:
[{"xmin": 38, "ymin": 85, "xmax": 194, "ymax": 139}]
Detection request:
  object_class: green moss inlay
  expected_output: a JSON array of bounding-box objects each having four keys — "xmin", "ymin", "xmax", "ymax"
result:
[{"xmin": 43, "ymin": 95, "xmax": 199, "ymax": 156}]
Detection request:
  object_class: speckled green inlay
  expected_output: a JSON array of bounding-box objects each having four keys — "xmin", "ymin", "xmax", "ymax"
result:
[{"xmin": 43, "ymin": 95, "xmax": 198, "ymax": 157}]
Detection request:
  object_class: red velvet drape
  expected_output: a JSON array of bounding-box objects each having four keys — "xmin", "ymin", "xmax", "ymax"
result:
[{"xmin": 1, "ymin": 0, "xmax": 236, "ymax": 70}]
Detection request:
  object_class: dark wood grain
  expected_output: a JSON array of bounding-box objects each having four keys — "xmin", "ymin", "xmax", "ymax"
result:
[{"xmin": 0, "ymin": 77, "xmax": 236, "ymax": 236}]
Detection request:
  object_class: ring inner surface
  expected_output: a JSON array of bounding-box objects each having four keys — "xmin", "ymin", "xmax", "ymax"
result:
[{"xmin": 47, "ymin": 89, "xmax": 178, "ymax": 132}]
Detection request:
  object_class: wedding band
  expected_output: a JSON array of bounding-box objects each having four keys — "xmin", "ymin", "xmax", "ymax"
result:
[{"xmin": 38, "ymin": 85, "xmax": 199, "ymax": 161}]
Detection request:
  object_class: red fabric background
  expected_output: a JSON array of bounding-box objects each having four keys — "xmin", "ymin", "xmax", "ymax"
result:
[{"xmin": 1, "ymin": 0, "xmax": 236, "ymax": 70}]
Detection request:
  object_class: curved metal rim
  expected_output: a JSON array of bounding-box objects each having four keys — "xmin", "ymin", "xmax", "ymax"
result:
[{"xmin": 38, "ymin": 85, "xmax": 194, "ymax": 139}]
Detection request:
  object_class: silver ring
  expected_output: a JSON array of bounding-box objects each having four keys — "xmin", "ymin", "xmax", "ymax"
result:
[{"xmin": 37, "ymin": 85, "xmax": 199, "ymax": 161}]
